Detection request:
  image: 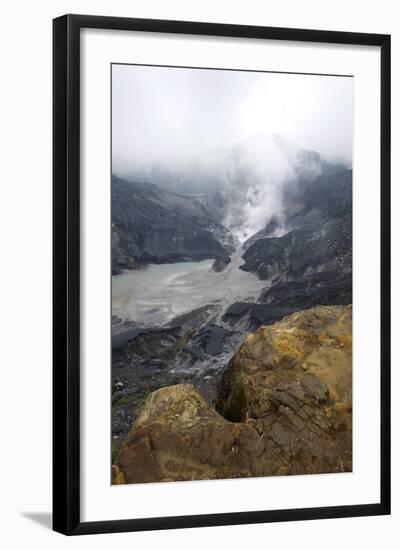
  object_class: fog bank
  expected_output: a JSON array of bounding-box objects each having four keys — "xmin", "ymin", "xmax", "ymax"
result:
[
  {"xmin": 112, "ymin": 64, "xmax": 353, "ymax": 241},
  {"xmin": 112, "ymin": 64, "xmax": 353, "ymax": 175}
]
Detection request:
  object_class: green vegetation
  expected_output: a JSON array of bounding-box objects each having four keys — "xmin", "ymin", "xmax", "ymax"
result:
[
  {"xmin": 112, "ymin": 440, "xmax": 119, "ymax": 464},
  {"xmin": 114, "ymin": 388, "xmax": 151, "ymax": 407}
]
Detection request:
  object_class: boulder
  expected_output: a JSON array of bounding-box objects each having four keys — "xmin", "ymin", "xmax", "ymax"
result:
[
  {"xmin": 216, "ymin": 304, "xmax": 352, "ymax": 476},
  {"xmin": 113, "ymin": 305, "xmax": 352, "ymax": 484},
  {"xmin": 114, "ymin": 384, "xmax": 262, "ymax": 483},
  {"xmin": 217, "ymin": 304, "xmax": 352, "ymax": 420}
]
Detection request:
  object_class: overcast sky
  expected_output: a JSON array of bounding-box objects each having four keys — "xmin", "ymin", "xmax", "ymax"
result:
[{"xmin": 112, "ymin": 64, "xmax": 353, "ymax": 175}]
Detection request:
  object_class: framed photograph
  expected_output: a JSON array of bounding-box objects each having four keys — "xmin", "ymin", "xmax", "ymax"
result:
[{"xmin": 53, "ymin": 14, "xmax": 391, "ymax": 535}]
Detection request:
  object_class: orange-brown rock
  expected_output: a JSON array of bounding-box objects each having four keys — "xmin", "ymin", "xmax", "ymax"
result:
[{"xmin": 114, "ymin": 305, "xmax": 352, "ymax": 484}]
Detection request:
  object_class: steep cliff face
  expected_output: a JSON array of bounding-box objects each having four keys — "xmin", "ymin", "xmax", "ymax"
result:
[
  {"xmin": 241, "ymin": 170, "xmax": 352, "ymax": 281},
  {"xmin": 112, "ymin": 176, "xmax": 236, "ymax": 274},
  {"xmin": 225, "ymin": 170, "xmax": 352, "ymax": 329},
  {"xmin": 241, "ymin": 217, "xmax": 351, "ymax": 282},
  {"xmin": 113, "ymin": 305, "xmax": 352, "ymax": 484}
]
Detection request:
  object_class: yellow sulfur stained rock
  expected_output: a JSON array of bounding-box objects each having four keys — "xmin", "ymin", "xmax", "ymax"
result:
[{"xmin": 114, "ymin": 305, "xmax": 352, "ymax": 484}]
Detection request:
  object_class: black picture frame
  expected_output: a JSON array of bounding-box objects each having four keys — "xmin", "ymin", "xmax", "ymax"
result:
[{"xmin": 53, "ymin": 14, "xmax": 391, "ymax": 535}]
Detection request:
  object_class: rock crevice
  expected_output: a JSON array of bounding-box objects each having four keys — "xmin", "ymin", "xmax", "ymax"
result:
[{"xmin": 113, "ymin": 305, "xmax": 352, "ymax": 484}]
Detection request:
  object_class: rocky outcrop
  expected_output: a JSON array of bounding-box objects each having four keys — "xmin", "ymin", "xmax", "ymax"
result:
[
  {"xmin": 240, "ymin": 215, "xmax": 352, "ymax": 282},
  {"xmin": 228, "ymin": 170, "xmax": 352, "ymax": 329},
  {"xmin": 221, "ymin": 269, "xmax": 351, "ymax": 332},
  {"xmin": 111, "ymin": 308, "xmax": 239, "ymax": 439},
  {"xmin": 112, "ymin": 176, "xmax": 236, "ymax": 274},
  {"xmin": 222, "ymin": 302, "xmax": 297, "ymax": 331},
  {"xmin": 258, "ymin": 271, "xmax": 352, "ymax": 308},
  {"xmin": 113, "ymin": 305, "xmax": 352, "ymax": 484},
  {"xmin": 114, "ymin": 384, "xmax": 264, "ymax": 483},
  {"xmin": 227, "ymin": 197, "xmax": 353, "ymax": 330},
  {"xmin": 217, "ymin": 304, "xmax": 352, "ymax": 419}
]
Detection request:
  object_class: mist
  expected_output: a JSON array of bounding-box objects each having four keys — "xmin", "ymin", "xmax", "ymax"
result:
[{"xmin": 112, "ymin": 64, "xmax": 353, "ymax": 241}]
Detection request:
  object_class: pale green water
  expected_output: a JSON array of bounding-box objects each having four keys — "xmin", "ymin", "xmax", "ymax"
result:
[
  {"xmin": 112, "ymin": 253, "xmax": 265, "ymax": 326},
  {"xmin": 112, "ymin": 260, "xmax": 214, "ymax": 323}
]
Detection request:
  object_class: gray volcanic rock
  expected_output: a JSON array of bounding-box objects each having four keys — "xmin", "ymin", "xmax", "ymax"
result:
[
  {"xmin": 292, "ymin": 168, "xmax": 352, "ymax": 220},
  {"xmin": 239, "ymin": 170, "xmax": 352, "ymax": 312},
  {"xmin": 258, "ymin": 271, "xmax": 352, "ymax": 308},
  {"xmin": 222, "ymin": 170, "xmax": 352, "ymax": 330},
  {"xmin": 112, "ymin": 176, "xmax": 236, "ymax": 273},
  {"xmin": 222, "ymin": 302, "xmax": 297, "ymax": 331},
  {"xmin": 111, "ymin": 313, "xmax": 240, "ymax": 440},
  {"xmin": 241, "ymin": 215, "xmax": 351, "ymax": 281}
]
